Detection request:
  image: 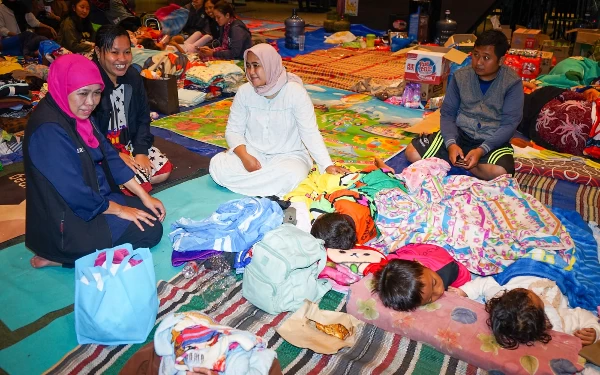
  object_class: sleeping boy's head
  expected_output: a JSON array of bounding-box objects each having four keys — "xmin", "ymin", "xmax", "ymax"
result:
[
  {"xmin": 485, "ymin": 288, "xmax": 552, "ymax": 349},
  {"xmin": 310, "ymin": 212, "xmax": 356, "ymax": 250},
  {"xmin": 372, "ymin": 259, "xmax": 445, "ymax": 311}
]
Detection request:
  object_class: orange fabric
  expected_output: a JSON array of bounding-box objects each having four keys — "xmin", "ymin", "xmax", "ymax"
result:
[{"xmin": 327, "ymin": 189, "xmax": 376, "ymax": 245}]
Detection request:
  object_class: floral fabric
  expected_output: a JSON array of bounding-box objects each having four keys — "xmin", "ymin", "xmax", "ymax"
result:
[
  {"xmin": 347, "ymin": 274, "xmax": 585, "ymax": 375},
  {"xmin": 374, "ymin": 158, "xmax": 575, "ymax": 275}
]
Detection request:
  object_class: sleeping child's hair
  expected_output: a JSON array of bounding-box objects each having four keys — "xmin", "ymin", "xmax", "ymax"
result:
[
  {"xmin": 485, "ymin": 288, "xmax": 553, "ymax": 349},
  {"xmin": 138, "ymin": 38, "xmax": 161, "ymax": 50},
  {"xmin": 372, "ymin": 259, "xmax": 427, "ymax": 311},
  {"xmin": 310, "ymin": 212, "xmax": 356, "ymax": 250}
]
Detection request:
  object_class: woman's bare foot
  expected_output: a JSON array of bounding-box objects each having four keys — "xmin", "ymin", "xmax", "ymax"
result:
[
  {"xmin": 374, "ymin": 157, "xmax": 395, "ymax": 173},
  {"xmin": 30, "ymin": 255, "xmax": 61, "ymax": 268}
]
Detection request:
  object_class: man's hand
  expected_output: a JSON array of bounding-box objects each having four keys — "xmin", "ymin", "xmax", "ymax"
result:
[
  {"xmin": 463, "ymin": 147, "xmax": 485, "ymax": 170},
  {"xmin": 447, "ymin": 144, "xmax": 464, "ymax": 166},
  {"xmin": 574, "ymin": 328, "xmax": 597, "ymax": 346}
]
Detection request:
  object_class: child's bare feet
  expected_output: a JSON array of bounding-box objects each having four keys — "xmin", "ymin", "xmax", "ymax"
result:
[
  {"xmin": 374, "ymin": 157, "xmax": 395, "ymax": 173},
  {"xmin": 30, "ymin": 256, "xmax": 61, "ymax": 268}
]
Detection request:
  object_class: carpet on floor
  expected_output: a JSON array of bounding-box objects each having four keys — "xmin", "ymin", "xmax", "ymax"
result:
[
  {"xmin": 46, "ymin": 269, "xmax": 484, "ymax": 375},
  {"xmin": 151, "ymin": 84, "xmax": 423, "ymax": 169},
  {"xmin": 0, "ymin": 176, "xmax": 242, "ymax": 375}
]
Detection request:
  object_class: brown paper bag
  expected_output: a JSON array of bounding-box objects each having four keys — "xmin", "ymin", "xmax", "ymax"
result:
[{"xmin": 276, "ymin": 300, "xmax": 363, "ymax": 354}]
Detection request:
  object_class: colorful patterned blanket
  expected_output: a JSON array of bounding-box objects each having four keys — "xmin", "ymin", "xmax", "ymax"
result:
[
  {"xmin": 283, "ymin": 48, "xmax": 406, "ymax": 93},
  {"xmin": 47, "ymin": 269, "xmax": 484, "ymax": 374},
  {"xmin": 151, "ymin": 85, "xmax": 423, "ymax": 169},
  {"xmin": 374, "ymin": 165, "xmax": 576, "ymax": 275}
]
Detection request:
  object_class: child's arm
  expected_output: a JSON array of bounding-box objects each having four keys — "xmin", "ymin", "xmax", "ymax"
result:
[
  {"xmin": 454, "ymin": 276, "xmax": 501, "ymax": 301},
  {"xmin": 560, "ymin": 307, "xmax": 600, "ymax": 346}
]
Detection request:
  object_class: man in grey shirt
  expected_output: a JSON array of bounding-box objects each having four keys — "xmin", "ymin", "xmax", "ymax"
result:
[{"xmin": 405, "ymin": 30, "xmax": 524, "ymax": 180}]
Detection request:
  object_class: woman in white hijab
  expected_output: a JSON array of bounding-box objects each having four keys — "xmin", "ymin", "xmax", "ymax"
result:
[{"xmin": 209, "ymin": 43, "xmax": 346, "ymax": 197}]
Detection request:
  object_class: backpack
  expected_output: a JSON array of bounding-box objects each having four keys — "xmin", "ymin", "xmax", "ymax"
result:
[{"xmin": 242, "ymin": 224, "xmax": 331, "ymax": 315}]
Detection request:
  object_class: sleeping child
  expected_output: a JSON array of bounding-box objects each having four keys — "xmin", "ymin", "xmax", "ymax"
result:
[
  {"xmin": 365, "ymin": 243, "xmax": 471, "ymax": 311},
  {"xmin": 449, "ymin": 276, "xmax": 600, "ymax": 348},
  {"xmin": 309, "ymin": 158, "xmax": 405, "ymax": 248}
]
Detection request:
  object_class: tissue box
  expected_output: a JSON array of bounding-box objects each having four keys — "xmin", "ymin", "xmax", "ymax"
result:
[{"xmin": 404, "ymin": 46, "xmax": 468, "ymax": 85}]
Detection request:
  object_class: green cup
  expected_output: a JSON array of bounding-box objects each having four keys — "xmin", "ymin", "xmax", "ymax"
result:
[{"xmin": 366, "ymin": 33, "xmax": 376, "ymax": 48}]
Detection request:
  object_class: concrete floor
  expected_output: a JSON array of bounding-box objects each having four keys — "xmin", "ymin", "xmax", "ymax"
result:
[{"xmin": 137, "ymin": 0, "xmax": 330, "ymax": 26}]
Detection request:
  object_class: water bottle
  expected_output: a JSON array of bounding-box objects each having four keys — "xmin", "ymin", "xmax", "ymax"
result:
[
  {"xmin": 409, "ymin": 0, "xmax": 431, "ymax": 42},
  {"xmin": 182, "ymin": 261, "xmax": 199, "ymax": 279},
  {"xmin": 285, "ymin": 9, "xmax": 305, "ymax": 49},
  {"xmin": 435, "ymin": 10, "xmax": 458, "ymax": 45}
]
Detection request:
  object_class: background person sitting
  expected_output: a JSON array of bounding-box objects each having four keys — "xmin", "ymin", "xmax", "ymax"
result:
[
  {"xmin": 32, "ymin": 0, "xmax": 70, "ymax": 31},
  {"xmin": 0, "ymin": 0, "xmax": 57, "ymax": 39},
  {"xmin": 58, "ymin": 0, "xmax": 96, "ymax": 53},
  {"xmin": 197, "ymin": 1, "xmax": 250, "ymax": 60}
]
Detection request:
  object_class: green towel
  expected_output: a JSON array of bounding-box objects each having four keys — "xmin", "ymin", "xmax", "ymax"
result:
[{"xmin": 537, "ymin": 57, "xmax": 600, "ymax": 88}]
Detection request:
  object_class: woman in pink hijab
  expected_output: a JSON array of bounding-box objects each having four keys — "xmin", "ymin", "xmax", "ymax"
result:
[
  {"xmin": 209, "ymin": 43, "xmax": 347, "ymax": 197},
  {"xmin": 24, "ymin": 54, "xmax": 166, "ymax": 269}
]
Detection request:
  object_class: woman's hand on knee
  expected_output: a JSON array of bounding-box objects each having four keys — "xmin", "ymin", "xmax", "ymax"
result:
[
  {"xmin": 141, "ymin": 196, "xmax": 166, "ymax": 222},
  {"xmin": 120, "ymin": 153, "xmax": 139, "ymax": 173},
  {"xmin": 240, "ymin": 154, "xmax": 262, "ymax": 172},
  {"xmin": 117, "ymin": 206, "xmax": 157, "ymax": 231}
]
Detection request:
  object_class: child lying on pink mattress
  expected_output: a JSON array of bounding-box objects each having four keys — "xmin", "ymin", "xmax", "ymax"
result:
[
  {"xmin": 449, "ymin": 276, "xmax": 600, "ymax": 348},
  {"xmin": 365, "ymin": 243, "xmax": 471, "ymax": 311}
]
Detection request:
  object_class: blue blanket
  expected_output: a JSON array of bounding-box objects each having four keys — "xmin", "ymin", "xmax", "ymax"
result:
[
  {"xmin": 169, "ymin": 197, "xmax": 283, "ymax": 254},
  {"xmin": 276, "ymin": 24, "xmax": 383, "ymax": 58},
  {"xmin": 494, "ymin": 207, "xmax": 600, "ymax": 312}
]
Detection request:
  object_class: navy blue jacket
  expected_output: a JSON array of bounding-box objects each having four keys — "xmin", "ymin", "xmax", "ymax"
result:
[{"xmin": 93, "ymin": 59, "xmax": 154, "ymax": 156}]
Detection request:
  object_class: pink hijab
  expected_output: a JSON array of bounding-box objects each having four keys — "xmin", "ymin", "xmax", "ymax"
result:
[
  {"xmin": 47, "ymin": 54, "xmax": 105, "ymax": 148},
  {"xmin": 243, "ymin": 43, "xmax": 303, "ymax": 97}
]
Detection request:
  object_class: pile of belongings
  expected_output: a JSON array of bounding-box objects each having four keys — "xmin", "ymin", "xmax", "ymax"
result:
[
  {"xmin": 178, "ymin": 88, "xmax": 206, "ymax": 107},
  {"xmin": 185, "ymin": 61, "xmax": 245, "ymax": 93}
]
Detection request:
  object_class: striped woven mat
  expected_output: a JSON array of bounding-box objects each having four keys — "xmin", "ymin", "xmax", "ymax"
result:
[
  {"xmin": 283, "ymin": 48, "xmax": 406, "ymax": 93},
  {"xmin": 47, "ymin": 269, "xmax": 485, "ymax": 375},
  {"xmin": 515, "ymin": 172, "xmax": 600, "ymax": 223}
]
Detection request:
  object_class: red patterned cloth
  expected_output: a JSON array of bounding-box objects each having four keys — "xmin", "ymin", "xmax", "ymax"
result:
[{"xmin": 535, "ymin": 91, "xmax": 593, "ymax": 156}]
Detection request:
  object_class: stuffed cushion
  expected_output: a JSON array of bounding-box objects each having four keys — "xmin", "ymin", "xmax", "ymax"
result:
[{"xmin": 347, "ymin": 275, "xmax": 585, "ymax": 375}]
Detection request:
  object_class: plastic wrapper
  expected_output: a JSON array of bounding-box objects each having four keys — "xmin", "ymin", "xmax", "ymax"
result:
[{"xmin": 276, "ymin": 300, "xmax": 363, "ymax": 354}]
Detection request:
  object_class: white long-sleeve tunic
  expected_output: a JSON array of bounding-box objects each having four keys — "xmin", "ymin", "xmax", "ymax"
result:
[
  {"xmin": 209, "ymin": 81, "xmax": 333, "ymax": 197},
  {"xmin": 460, "ymin": 276, "xmax": 600, "ymax": 342}
]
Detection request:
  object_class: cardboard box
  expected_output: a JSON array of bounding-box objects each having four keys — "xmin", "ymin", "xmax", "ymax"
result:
[
  {"xmin": 540, "ymin": 51, "xmax": 554, "ymax": 74},
  {"xmin": 444, "ymin": 34, "xmax": 477, "ymax": 52},
  {"xmin": 417, "ymin": 80, "xmax": 447, "ymax": 101},
  {"xmin": 402, "ymin": 46, "xmax": 468, "ymax": 85},
  {"xmin": 541, "ymin": 40, "xmax": 570, "ymax": 62},
  {"xmin": 511, "ymin": 28, "xmax": 550, "ymax": 50},
  {"xmin": 566, "ymin": 28, "xmax": 600, "ymax": 56}
]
